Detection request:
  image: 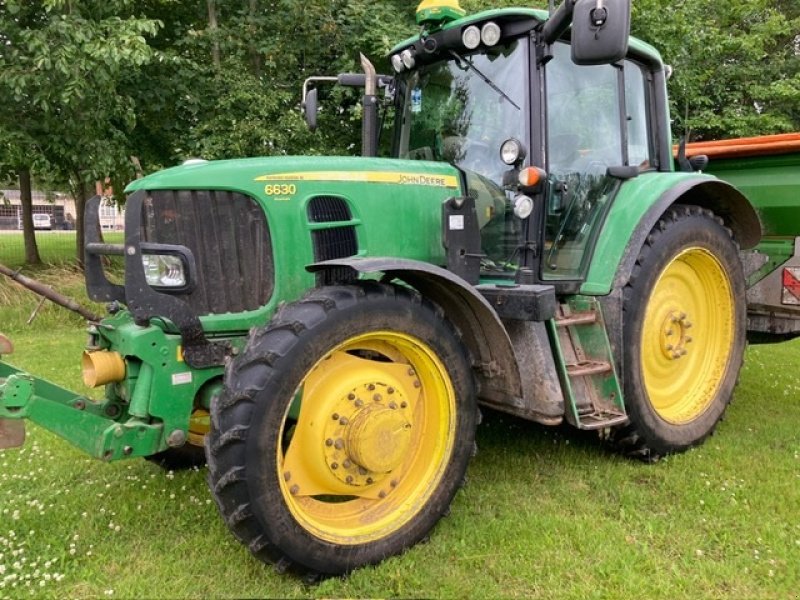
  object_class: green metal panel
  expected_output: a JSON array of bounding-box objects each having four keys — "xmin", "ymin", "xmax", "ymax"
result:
[
  {"xmin": 126, "ymin": 156, "xmax": 463, "ymax": 333},
  {"xmin": 580, "ymin": 171, "xmax": 710, "ymax": 295},
  {"xmin": 703, "ymin": 153, "xmax": 800, "ymax": 238},
  {"xmin": 747, "ymin": 238, "xmax": 795, "ymax": 287}
]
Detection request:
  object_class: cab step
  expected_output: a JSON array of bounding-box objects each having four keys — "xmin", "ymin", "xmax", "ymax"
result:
[{"xmin": 549, "ymin": 297, "xmax": 627, "ymax": 430}]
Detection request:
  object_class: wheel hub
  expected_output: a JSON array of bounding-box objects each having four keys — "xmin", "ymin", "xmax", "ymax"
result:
[
  {"xmin": 659, "ymin": 310, "xmax": 694, "ymax": 361},
  {"xmin": 323, "ymin": 380, "xmax": 412, "ymax": 487}
]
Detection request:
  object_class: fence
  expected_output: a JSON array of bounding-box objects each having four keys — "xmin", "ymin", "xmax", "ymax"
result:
[{"xmin": 0, "ymin": 232, "xmax": 81, "ymax": 267}]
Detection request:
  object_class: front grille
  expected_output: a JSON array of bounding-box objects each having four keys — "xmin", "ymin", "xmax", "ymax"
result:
[
  {"xmin": 308, "ymin": 196, "xmax": 352, "ymax": 223},
  {"xmin": 142, "ymin": 190, "xmax": 273, "ymax": 316}
]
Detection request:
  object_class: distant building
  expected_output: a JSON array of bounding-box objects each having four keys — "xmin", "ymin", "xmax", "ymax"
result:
[{"xmin": 0, "ymin": 189, "xmax": 125, "ymax": 231}]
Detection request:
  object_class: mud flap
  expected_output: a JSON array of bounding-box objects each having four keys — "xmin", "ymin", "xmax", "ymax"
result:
[{"xmin": 0, "ymin": 418, "xmax": 25, "ymax": 449}]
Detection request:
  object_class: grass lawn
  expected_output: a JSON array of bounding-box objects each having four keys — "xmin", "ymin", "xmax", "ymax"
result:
[
  {"xmin": 0, "ymin": 270, "xmax": 798, "ymax": 598},
  {"xmin": 0, "ymin": 232, "xmax": 125, "ymax": 269}
]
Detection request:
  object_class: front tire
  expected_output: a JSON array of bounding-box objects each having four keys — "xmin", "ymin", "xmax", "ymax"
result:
[
  {"xmin": 616, "ymin": 205, "xmax": 746, "ymax": 459},
  {"xmin": 206, "ymin": 283, "xmax": 477, "ymax": 576}
]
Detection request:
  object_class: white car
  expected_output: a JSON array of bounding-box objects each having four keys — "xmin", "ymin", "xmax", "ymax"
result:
[{"xmin": 32, "ymin": 213, "xmax": 52, "ymax": 230}]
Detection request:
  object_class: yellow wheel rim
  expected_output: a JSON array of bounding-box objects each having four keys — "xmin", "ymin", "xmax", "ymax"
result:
[
  {"xmin": 277, "ymin": 331, "xmax": 457, "ymax": 545},
  {"xmin": 640, "ymin": 247, "xmax": 735, "ymax": 424}
]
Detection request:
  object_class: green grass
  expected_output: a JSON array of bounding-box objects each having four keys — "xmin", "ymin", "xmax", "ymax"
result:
[
  {"xmin": 1, "ymin": 271, "xmax": 799, "ymax": 598},
  {"xmin": 0, "ymin": 232, "xmax": 124, "ymax": 269}
]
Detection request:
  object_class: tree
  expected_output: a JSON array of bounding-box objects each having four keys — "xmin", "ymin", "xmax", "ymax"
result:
[
  {"xmin": 0, "ymin": 0, "xmax": 161, "ymax": 264},
  {"xmin": 631, "ymin": 0, "xmax": 800, "ymax": 140}
]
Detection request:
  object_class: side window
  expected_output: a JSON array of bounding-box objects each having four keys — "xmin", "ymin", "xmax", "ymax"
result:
[
  {"xmin": 546, "ymin": 43, "xmax": 622, "ymax": 175},
  {"xmin": 625, "ymin": 61, "xmax": 650, "ymax": 167}
]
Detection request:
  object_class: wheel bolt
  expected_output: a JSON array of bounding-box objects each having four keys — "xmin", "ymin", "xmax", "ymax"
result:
[
  {"xmin": 408, "ymin": 368, "xmax": 415, "ymax": 376},
  {"xmin": 334, "ymin": 439, "xmax": 344, "ymax": 450},
  {"xmin": 685, "ymin": 322, "xmax": 693, "ymax": 329},
  {"xmin": 367, "ymin": 383, "xmax": 375, "ymax": 391},
  {"xmin": 666, "ymin": 344, "xmax": 673, "ymax": 351},
  {"xmin": 373, "ymin": 393, "xmax": 382, "ymax": 402},
  {"xmin": 346, "ymin": 475, "xmax": 354, "ymax": 484},
  {"xmin": 400, "ymin": 402, "xmax": 407, "ymax": 409},
  {"xmin": 284, "ymin": 472, "xmax": 291, "ymax": 482},
  {"xmin": 672, "ymin": 352, "xmax": 681, "ymax": 360},
  {"xmin": 389, "ymin": 402, "xmax": 398, "ymax": 410},
  {"xmin": 413, "ymin": 380, "xmax": 421, "ymax": 388},
  {"xmin": 343, "ymin": 459, "xmax": 352, "ymax": 469},
  {"xmin": 325, "ymin": 438, "xmax": 333, "ymax": 447},
  {"xmin": 331, "ymin": 462, "xmax": 339, "ymax": 470},
  {"xmin": 355, "ymin": 399, "xmax": 364, "ymax": 408},
  {"xmin": 387, "ymin": 387, "xmax": 395, "ymax": 394},
  {"xmin": 390, "ymin": 479, "xmax": 398, "ymax": 488},
  {"xmin": 339, "ymin": 417, "xmax": 349, "ymax": 425},
  {"xmin": 332, "ymin": 413, "xmax": 339, "ymax": 421},
  {"xmin": 290, "ymin": 484, "xmax": 300, "ymax": 495},
  {"xmin": 348, "ymin": 393, "xmax": 356, "ymax": 400},
  {"xmin": 379, "ymin": 490, "xmax": 387, "ymax": 498},
  {"xmin": 685, "ymin": 336, "xmax": 693, "ymax": 343},
  {"xmin": 366, "ymin": 477, "xmax": 373, "ymax": 484},
  {"xmin": 680, "ymin": 349, "xmax": 687, "ymax": 356}
]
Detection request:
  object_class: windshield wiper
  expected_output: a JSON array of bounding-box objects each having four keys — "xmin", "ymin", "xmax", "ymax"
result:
[{"xmin": 449, "ymin": 50, "xmax": 521, "ymax": 111}]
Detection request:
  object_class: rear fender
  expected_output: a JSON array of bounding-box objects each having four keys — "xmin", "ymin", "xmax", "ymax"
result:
[
  {"xmin": 586, "ymin": 176, "xmax": 761, "ymax": 297},
  {"xmin": 308, "ymin": 258, "xmax": 523, "ymax": 404},
  {"xmin": 586, "ymin": 175, "xmax": 761, "ymax": 381}
]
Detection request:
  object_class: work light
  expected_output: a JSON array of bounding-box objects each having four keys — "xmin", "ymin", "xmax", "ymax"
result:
[
  {"xmin": 401, "ymin": 49, "xmax": 416, "ymax": 69},
  {"xmin": 481, "ymin": 22, "xmax": 501, "ymax": 46},
  {"xmin": 462, "ymin": 25, "xmax": 481, "ymax": 50},
  {"xmin": 500, "ymin": 138, "xmax": 525, "ymax": 165}
]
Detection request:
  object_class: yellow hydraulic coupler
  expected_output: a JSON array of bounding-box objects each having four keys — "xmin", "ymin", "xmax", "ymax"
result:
[{"xmin": 82, "ymin": 350, "xmax": 126, "ymax": 388}]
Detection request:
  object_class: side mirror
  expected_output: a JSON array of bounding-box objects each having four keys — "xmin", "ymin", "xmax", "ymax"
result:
[
  {"xmin": 571, "ymin": 0, "xmax": 630, "ymax": 65},
  {"xmin": 304, "ymin": 88, "xmax": 318, "ymax": 132}
]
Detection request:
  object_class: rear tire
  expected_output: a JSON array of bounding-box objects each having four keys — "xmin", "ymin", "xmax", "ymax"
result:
[
  {"xmin": 614, "ymin": 205, "xmax": 746, "ymax": 460},
  {"xmin": 206, "ymin": 283, "xmax": 477, "ymax": 576}
]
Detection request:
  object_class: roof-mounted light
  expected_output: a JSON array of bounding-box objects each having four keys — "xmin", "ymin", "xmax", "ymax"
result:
[
  {"xmin": 416, "ymin": 0, "xmax": 466, "ymax": 27},
  {"xmin": 481, "ymin": 22, "xmax": 502, "ymax": 47},
  {"xmin": 391, "ymin": 54, "xmax": 405, "ymax": 73},
  {"xmin": 401, "ymin": 49, "xmax": 416, "ymax": 70},
  {"xmin": 462, "ymin": 25, "xmax": 481, "ymax": 50}
]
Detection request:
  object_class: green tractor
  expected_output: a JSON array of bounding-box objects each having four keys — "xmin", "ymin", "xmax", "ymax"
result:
[{"xmin": 0, "ymin": 0, "xmax": 767, "ymax": 577}]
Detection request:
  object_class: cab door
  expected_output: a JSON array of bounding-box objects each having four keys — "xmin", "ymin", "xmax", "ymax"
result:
[{"xmin": 541, "ymin": 42, "xmax": 652, "ymax": 284}]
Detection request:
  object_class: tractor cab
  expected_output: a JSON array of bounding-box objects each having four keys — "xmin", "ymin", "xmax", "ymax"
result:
[{"xmin": 307, "ymin": 0, "xmax": 672, "ymax": 292}]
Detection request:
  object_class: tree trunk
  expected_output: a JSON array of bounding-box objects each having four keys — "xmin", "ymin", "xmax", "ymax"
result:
[
  {"xmin": 249, "ymin": 0, "xmax": 262, "ymax": 78},
  {"xmin": 73, "ymin": 178, "xmax": 90, "ymax": 269},
  {"xmin": 207, "ymin": 0, "xmax": 221, "ymax": 70},
  {"xmin": 19, "ymin": 168, "xmax": 41, "ymax": 265}
]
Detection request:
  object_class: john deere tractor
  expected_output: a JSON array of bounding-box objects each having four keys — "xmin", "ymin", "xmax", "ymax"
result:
[{"xmin": 0, "ymin": 0, "xmax": 762, "ymax": 577}]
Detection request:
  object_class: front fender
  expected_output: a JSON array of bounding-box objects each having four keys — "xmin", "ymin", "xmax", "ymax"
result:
[
  {"xmin": 583, "ymin": 173, "xmax": 761, "ymax": 296},
  {"xmin": 308, "ymin": 257, "xmax": 523, "ymax": 404}
]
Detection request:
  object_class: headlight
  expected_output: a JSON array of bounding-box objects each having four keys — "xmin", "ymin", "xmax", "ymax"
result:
[
  {"xmin": 513, "ymin": 195, "xmax": 535, "ymax": 220},
  {"xmin": 142, "ymin": 254, "xmax": 187, "ymax": 288},
  {"xmin": 401, "ymin": 49, "xmax": 416, "ymax": 70},
  {"xmin": 500, "ymin": 138, "xmax": 526, "ymax": 165},
  {"xmin": 462, "ymin": 25, "xmax": 481, "ymax": 50},
  {"xmin": 481, "ymin": 22, "xmax": 502, "ymax": 47},
  {"xmin": 391, "ymin": 54, "xmax": 405, "ymax": 73}
]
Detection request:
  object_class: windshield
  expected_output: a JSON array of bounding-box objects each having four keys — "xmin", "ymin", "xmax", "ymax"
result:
[{"xmin": 393, "ymin": 40, "xmax": 529, "ymax": 276}]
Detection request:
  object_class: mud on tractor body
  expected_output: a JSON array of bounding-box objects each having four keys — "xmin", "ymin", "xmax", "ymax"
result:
[{"xmin": 0, "ymin": 0, "xmax": 768, "ymax": 577}]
